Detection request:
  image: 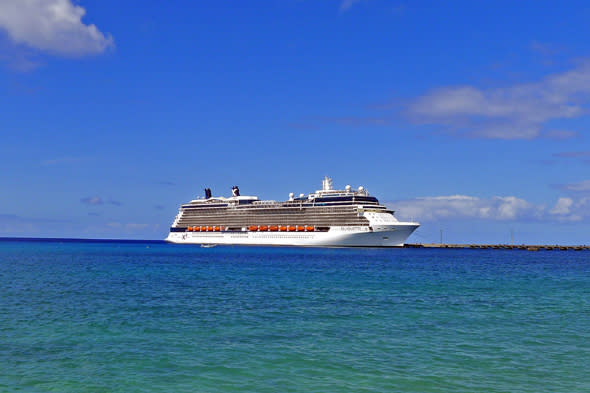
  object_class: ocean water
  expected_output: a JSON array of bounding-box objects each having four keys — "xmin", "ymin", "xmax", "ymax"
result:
[{"xmin": 1, "ymin": 239, "xmax": 589, "ymax": 392}]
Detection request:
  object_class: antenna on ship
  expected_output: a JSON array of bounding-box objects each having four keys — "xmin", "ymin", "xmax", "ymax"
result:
[{"xmin": 322, "ymin": 176, "xmax": 333, "ymax": 191}]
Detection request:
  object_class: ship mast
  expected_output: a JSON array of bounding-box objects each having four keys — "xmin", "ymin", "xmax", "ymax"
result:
[{"xmin": 322, "ymin": 176, "xmax": 333, "ymax": 191}]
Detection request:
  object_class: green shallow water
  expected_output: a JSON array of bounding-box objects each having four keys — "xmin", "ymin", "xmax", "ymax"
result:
[{"xmin": 1, "ymin": 239, "xmax": 589, "ymax": 392}]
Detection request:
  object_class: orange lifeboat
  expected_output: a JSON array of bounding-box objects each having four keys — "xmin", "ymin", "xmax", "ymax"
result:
[
  {"xmin": 214, "ymin": 226, "xmax": 220, "ymax": 232},
  {"xmin": 306, "ymin": 226, "xmax": 314, "ymax": 232},
  {"xmin": 201, "ymin": 226, "xmax": 207, "ymax": 232},
  {"xmin": 194, "ymin": 226, "xmax": 201, "ymax": 232},
  {"xmin": 297, "ymin": 226, "xmax": 305, "ymax": 232},
  {"xmin": 187, "ymin": 226, "xmax": 193, "ymax": 232},
  {"xmin": 207, "ymin": 226, "xmax": 214, "ymax": 232},
  {"xmin": 269, "ymin": 225, "xmax": 278, "ymax": 232},
  {"xmin": 288, "ymin": 226, "xmax": 296, "ymax": 232},
  {"xmin": 259, "ymin": 225, "xmax": 268, "ymax": 231},
  {"xmin": 279, "ymin": 226, "xmax": 287, "ymax": 231},
  {"xmin": 249, "ymin": 225, "xmax": 258, "ymax": 231}
]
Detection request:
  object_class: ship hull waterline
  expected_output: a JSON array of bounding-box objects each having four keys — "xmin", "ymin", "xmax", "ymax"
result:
[{"xmin": 166, "ymin": 224, "xmax": 419, "ymax": 248}]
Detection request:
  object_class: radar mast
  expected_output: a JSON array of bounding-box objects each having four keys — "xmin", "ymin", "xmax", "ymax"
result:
[{"xmin": 322, "ymin": 176, "xmax": 333, "ymax": 191}]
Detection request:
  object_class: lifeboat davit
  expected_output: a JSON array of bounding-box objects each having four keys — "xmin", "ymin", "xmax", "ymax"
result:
[
  {"xmin": 269, "ymin": 225, "xmax": 278, "ymax": 231},
  {"xmin": 259, "ymin": 225, "xmax": 269, "ymax": 231},
  {"xmin": 306, "ymin": 226, "xmax": 314, "ymax": 232},
  {"xmin": 288, "ymin": 226, "xmax": 296, "ymax": 232},
  {"xmin": 297, "ymin": 226, "xmax": 305, "ymax": 232},
  {"xmin": 249, "ymin": 225, "xmax": 258, "ymax": 231},
  {"xmin": 279, "ymin": 226, "xmax": 287, "ymax": 231}
]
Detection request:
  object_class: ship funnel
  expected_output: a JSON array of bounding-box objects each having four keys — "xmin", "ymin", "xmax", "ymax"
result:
[
  {"xmin": 322, "ymin": 176, "xmax": 333, "ymax": 191},
  {"xmin": 232, "ymin": 186, "xmax": 240, "ymax": 197},
  {"xmin": 204, "ymin": 188, "xmax": 212, "ymax": 199}
]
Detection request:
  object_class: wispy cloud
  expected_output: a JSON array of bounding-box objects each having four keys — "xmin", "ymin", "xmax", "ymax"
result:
[
  {"xmin": 287, "ymin": 122, "xmax": 320, "ymax": 130},
  {"xmin": 339, "ymin": 0, "xmax": 366, "ymax": 12},
  {"xmin": 540, "ymin": 129, "xmax": 578, "ymax": 139},
  {"xmin": 41, "ymin": 156, "xmax": 82, "ymax": 166},
  {"xmin": 81, "ymin": 196, "xmax": 103, "ymax": 205},
  {"xmin": 552, "ymin": 180, "xmax": 590, "ymax": 194},
  {"xmin": 548, "ymin": 151, "xmax": 590, "ymax": 166},
  {"xmin": 529, "ymin": 41, "xmax": 567, "ymax": 67},
  {"xmin": 81, "ymin": 196, "xmax": 122, "ymax": 206},
  {"xmin": 405, "ymin": 61, "xmax": 590, "ymax": 139},
  {"xmin": 288, "ymin": 116, "xmax": 391, "ymax": 129},
  {"xmin": 0, "ymin": 213, "xmax": 69, "ymax": 233},
  {"xmin": 390, "ymin": 193, "xmax": 590, "ymax": 223},
  {"xmin": 0, "ymin": 40, "xmax": 40, "ymax": 71},
  {"xmin": 553, "ymin": 151, "xmax": 590, "ymax": 158},
  {"xmin": 0, "ymin": 213, "xmax": 35, "ymax": 233},
  {"xmin": 106, "ymin": 222, "xmax": 159, "ymax": 233},
  {"xmin": 125, "ymin": 223, "xmax": 150, "ymax": 230},
  {"xmin": 0, "ymin": 0, "xmax": 113, "ymax": 57},
  {"xmin": 530, "ymin": 41, "xmax": 564, "ymax": 57}
]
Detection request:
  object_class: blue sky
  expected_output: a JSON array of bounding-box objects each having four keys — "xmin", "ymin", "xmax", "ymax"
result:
[{"xmin": 1, "ymin": 0, "xmax": 590, "ymax": 244}]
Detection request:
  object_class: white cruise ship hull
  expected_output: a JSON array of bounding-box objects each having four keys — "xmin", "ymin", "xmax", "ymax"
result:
[{"xmin": 166, "ymin": 223, "xmax": 419, "ymax": 248}]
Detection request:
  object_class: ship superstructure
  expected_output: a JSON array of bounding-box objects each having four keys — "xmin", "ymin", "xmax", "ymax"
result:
[{"xmin": 165, "ymin": 177, "xmax": 419, "ymax": 247}]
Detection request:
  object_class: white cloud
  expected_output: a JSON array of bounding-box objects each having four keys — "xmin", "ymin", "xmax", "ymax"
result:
[
  {"xmin": 548, "ymin": 197, "xmax": 590, "ymax": 222},
  {"xmin": 389, "ymin": 194, "xmax": 590, "ymax": 223},
  {"xmin": 0, "ymin": 0, "xmax": 113, "ymax": 56},
  {"xmin": 406, "ymin": 62, "xmax": 590, "ymax": 139},
  {"xmin": 550, "ymin": 197, "xmax": 573, "ymax": 215},
  {"xmin": 391, "ymin": 195, "xmax": 542, "ymax": 221}
]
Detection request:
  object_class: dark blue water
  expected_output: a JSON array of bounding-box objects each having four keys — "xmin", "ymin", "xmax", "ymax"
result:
[{"xmin": 1, "ymin": 239, "xmax": 589, "ymax": 392}]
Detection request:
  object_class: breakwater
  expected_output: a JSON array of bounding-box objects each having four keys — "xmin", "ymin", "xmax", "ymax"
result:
[{"xmin": 405, "ymin": 243, "xmax": 590, "ymax": 251}]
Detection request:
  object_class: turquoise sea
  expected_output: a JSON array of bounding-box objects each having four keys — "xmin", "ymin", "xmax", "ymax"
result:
[{"xmin": 1, "ymin": 239, "xmax": 589, "ymax": 392}]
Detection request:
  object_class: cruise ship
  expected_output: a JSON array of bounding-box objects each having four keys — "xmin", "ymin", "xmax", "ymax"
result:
[{"xmin": 165, "ymin": 177, "xmax": 419, "ymax": 247}]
